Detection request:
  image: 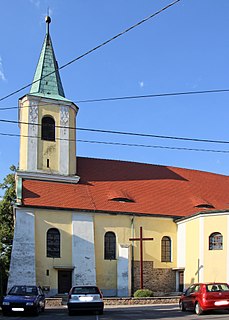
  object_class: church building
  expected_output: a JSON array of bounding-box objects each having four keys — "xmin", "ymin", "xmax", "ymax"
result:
[{"xmin": 8, "ymin": 17, "xmax": 229, "ymax": 297}]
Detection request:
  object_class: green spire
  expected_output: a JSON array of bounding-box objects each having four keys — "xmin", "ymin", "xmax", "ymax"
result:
[{"xmin": 30, "ymin": 16, "xmax": 66, "ymax": 99}]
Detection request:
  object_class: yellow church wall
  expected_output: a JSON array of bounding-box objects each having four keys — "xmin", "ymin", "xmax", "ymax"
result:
[
  {"xmin": 19, "ymin": 96, "xmax": 77, "ymax": 175},
  {"xmin": 94, "ymin": 213, "xmax": 177, "ymax": 291},
  {"xmin": 94, "ymin": 214, "xmax": 131, "ymax": 291},
  {"xmin": 203, "ymin": 215, "xmax": 227, "ymax": 282},
  {"xmin": 34, "ymin": 209, "xmax": 72, "ymax": 290},
  {"xmin": 37, "ymin": 106, "xmax": 60, "ymax": 173},
  {"xmin": 133, "ymin": 216, "xmax": 177, "ymax": 268}
]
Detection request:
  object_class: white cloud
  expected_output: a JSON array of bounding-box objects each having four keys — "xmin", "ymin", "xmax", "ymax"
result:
[
  {"xmin": 0, "ymin": 56, "xmax": 6, "ymax": 81},
  {"xmin": 29, "ymin": 0, "xmax": 40, "ymax": 8},
  {"xmin": 138, "ymin": 81, "xmax": 144, "ymax": 88}
]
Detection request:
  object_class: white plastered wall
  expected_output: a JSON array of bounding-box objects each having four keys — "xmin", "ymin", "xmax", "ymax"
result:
[
  {"xmin": 59, "ymin": 106, "xmax": 70, "ymax": 175},
  {"xmin": 117, "ymin": 244, "xmax": 131, "ymax": 297},
  {"xmin": 176, "ymin": 222, "xmax": 186, "ymax": 291},
  {"xmin": 72, "ymin": 212, "xmax": 96, "ymax": 285},
  {"xmin": 8, "ymin": 208, "xmax": 36, "ymax": 290},
  {"xmin": 27, "ymin": 101, "xmax": 38, "ymax": 171},
  {"xmin": 177, "ymin": 222, "xmax": 186, "ymax": 268}
]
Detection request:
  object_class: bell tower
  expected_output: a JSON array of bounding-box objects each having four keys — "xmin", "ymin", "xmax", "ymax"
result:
[{"xmin": 18, "ymin": 16, "xmax": 79, "ymax": 180}]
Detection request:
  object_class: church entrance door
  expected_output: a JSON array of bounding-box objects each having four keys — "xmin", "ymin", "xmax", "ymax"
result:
[
  {"xmin": 58, "ymin": 270, "xmax": 72, "ymax": 294},
  {"xmin": 179, "ymin": 271, "xmax": 184, "ymax": 292}
]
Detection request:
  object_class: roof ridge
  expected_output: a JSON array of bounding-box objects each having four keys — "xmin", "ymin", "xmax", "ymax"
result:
[{"xmin": 77, "ymin": 156, "xmax": 229, "ymax": 177}]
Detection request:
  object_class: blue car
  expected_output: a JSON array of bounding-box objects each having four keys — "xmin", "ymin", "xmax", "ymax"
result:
[{"xmin": 1, "ymin": 285, "xmax": 45, "ymax": 316}]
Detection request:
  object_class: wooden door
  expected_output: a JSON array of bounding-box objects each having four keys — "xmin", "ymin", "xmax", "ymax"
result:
[
  {"xmin": 58, "ymin": 270, "xmax": 72, "ymax": 294},
  {"xmin": 179, "ymin": 271, "xmax": 184, "ymax": 292}
]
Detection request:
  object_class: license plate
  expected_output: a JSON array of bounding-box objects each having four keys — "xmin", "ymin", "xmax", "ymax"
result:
[
  {"xmin": 79, "ymin": 296, "xmax": 93, "ymax": 302},
  {"xmin": 12, "ymin": 307, "xmax": 24, "ymax": 311},
  {"xmin": 215, "ymin": 300, "xmax": 229, "ymax": 306}
]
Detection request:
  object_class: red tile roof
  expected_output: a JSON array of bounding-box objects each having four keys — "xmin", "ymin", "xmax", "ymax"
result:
[{"xmin": 22, "ymin": 157, "xmax": 229, "ymax": 217}]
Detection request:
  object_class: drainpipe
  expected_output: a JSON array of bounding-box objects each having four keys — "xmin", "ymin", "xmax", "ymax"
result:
[{"xmin": 131, "ymin": 215, "xmax": 135, "ymax": 296}]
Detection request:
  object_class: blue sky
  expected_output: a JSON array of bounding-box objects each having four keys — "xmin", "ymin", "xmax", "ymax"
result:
[{"xmin": 1, "ymin": 0, "xmax": 229, "ymax": 189}]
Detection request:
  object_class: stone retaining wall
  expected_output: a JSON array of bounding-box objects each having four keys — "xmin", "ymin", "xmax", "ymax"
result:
[
  {"xmin": 45, "ymin": 296, "xmax": 180, "ymax": 307},
  {"xmin": 104, "ymin": 297, "xmax": 180, "ymax": 305},
  {"xmin": 45, "ymin": 298, "xmax": 63, "ymax": 307}
]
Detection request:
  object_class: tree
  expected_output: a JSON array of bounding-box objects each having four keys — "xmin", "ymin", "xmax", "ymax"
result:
[{"xmin": 0, "ymin": 165, "xmax": 16, "ymax": 297}]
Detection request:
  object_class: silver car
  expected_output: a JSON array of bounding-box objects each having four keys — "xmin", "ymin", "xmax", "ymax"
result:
[{"xmin": 67, "ymin": 285, "xmax": 104, "ymax": 315}]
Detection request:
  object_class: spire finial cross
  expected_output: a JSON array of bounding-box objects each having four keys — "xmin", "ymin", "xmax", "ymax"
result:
[{"xmin": 45, "ymin": 11, "xmax": 51, "ymax": 36}]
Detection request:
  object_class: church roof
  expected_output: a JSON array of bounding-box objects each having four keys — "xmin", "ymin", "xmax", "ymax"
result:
[
  {"xmin": 21, "ymin": 157, "xmax": 229, "ymax": 218},
  {"xmin": 29, "ymin": 16, "xmax": 69, "ymax": 102}
]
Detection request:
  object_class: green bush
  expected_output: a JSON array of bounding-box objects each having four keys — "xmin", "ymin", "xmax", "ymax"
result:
[{"xmin": 133, "ymin": 289, "xmax": 153, "ymax": 298}]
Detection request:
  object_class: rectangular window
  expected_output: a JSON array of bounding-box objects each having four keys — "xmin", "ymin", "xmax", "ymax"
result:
[
  {"xmin": 47, "ymin": 228, "xmax": 60, "ymax": 258},
  {"xmin": 104, "ymin": 232, "xmax": 116, "ymax": 260}
]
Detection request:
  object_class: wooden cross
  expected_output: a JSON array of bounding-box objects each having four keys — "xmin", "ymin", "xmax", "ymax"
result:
[{"xmin": 129, "ymin": 226, "xmax": 154, "ymax": 289}]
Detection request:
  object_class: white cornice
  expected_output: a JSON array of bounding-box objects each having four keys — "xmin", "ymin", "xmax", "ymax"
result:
[
  {"xmin": 17, "ymin": 170, "xmax": 80, "ymax": 184},
  {"xmin": 176, "ymin": 210, "xmax": 229, "ymax": 225},
  {"xmin": 19, "ymin": 94, "xmax": 79, "ymax": 112}
]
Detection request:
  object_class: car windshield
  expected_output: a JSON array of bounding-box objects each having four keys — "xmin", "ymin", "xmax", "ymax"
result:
[
  {"xmin": 72, "ymin": 287, "xmax": 99, "ymax": 294},
  {"xmin": 8, "ymin": 286, "xmax": 38, "ymax": 296},
  {"xmin": 206, "ymin": 284, "xmax": 229, "ymax": 292}
]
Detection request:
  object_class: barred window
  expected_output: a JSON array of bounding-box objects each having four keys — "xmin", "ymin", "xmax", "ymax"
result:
[
  {"xmin": 209, "ymin": 232, "xmax": 223, "ymax": 250},
  {"xmin": 161, "ymin": 236, "xmax": 171, "ymax": 262},
  {"xmin": 104, "ymin": 232, "xmax": 116, "ymax": 260},
  {"xmin": 42, "ymin": 116, "xmax": 55, "ymax": 141},
  {"xmin": 47, "ymin": 228, "xmax": 60, "ymax": 258}
]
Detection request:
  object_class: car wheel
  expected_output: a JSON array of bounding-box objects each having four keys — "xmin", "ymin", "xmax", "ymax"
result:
[
  {"xmin": 179, "ymin": 301, "xmax": 186, "ymax": 311},
  {"xmin": 41, "ymin": 306, "xmax": 45, "ymax": 312},
  {"xmin": 195, "ymin": 302, "xmax": 203, "ymax": 315},
  {"xmin": 33, "ymin": 305, "xmax": 40, "ymax": 316},
  {"xmin": 68, "ymin": 309, "xmax": 74, "ymax": 316}
]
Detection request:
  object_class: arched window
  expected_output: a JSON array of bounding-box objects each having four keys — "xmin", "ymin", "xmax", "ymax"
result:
[
  {"xmin": 104, "ymin": 232, "xmax": 116, "ymax": 260},
  {"xmin": 161, "ymin": 236, "xmax": 171, "ymax": 262},
  {"xmin": 47, "ymin": 228, "xmax": 60, "ymax": 258},
  {"xmin": 209, "ymin": 232, "xmax": 223, "ymax": 250},
  {"xmin": 41, "ymin": 116, "xmax": 55, "ymax": 141}
]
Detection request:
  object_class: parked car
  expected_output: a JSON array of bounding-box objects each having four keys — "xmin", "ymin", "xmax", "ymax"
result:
[
  {"xmin": 1, "ymin": 285, "xmax": 45, "ymax": 316},
  {"xmin": 67, "ymin": 285, "xmax": 104, "ymax": 315},
  {"xmin": 179, "ymin": 282, "xmax": 229, "ymax": 315}
]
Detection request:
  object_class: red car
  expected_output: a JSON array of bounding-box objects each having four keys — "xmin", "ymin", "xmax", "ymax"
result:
[{"xmin": 179, "ymin": 283, "xmax": 229, "ymax": 315}]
